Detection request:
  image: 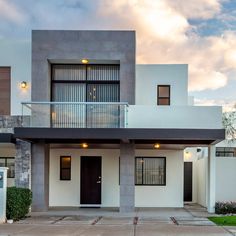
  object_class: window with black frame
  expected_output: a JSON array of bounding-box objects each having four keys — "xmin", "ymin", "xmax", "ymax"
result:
[
  {"xmin": 0, "ymin": 157, "xmax": 15, "ymax": 178},
  {"xmin": 216, "ymin": 147, "xmax": 236, "ymax": 157},
  {"xmin": 60, "ymin": 156, "xmax": 71, "ymax": 180},
  {"xmin": 51, "ymin": 64, "xmax": 120, "ymax": 128},
  {"xmin": 135, "ymin": 157, "xmax": 166, "ymax": 185},
  {"xmin": 157, "ymin": 85, "xmax": 170, "ymax": 105}
]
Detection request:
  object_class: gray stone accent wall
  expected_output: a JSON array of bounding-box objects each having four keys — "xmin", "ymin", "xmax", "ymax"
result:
[
  {"xmin": 0, "ymin": 115, "xmax": 31, "ymax": 188},
  {"xmin": 120, "ymin": 142, "xmax": 135, "ymax": 212},
  {"xmin": 0, "ymin": 115, "xmax": 22, "ymax": 133},
  {"xmin": 31, "ymin": 142, "xmax": 49, "ymax": 211},
  {"xmin": 15, "ymin": 139, "xmax": 31, "ymax": 188}
]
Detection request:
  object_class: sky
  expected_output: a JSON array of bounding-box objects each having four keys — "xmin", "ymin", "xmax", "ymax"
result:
[{"xmin": 0, "ymin": 0, "xmax": 236, "ymax": 110}]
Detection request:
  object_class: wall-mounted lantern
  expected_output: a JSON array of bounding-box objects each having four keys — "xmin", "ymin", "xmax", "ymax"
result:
[{"xmin": 20, "ymin": 81, "xmax": 27, "ymax": 89}]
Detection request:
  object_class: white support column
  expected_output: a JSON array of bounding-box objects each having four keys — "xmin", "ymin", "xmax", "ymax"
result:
[
  {"xmin": 0, "ymin": 167, "xmax": 8, "ymax": 223},
  {"xmin": 207, "ymin": 145, "xmax": 216, "ymax": 213}
]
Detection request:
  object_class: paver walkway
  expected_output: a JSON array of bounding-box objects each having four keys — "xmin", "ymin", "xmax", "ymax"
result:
[{"xmin": 0, "ymin": 204, "xmax": 232, "ymax": 235}]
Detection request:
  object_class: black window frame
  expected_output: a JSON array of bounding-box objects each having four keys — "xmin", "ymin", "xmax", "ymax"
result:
[
  {"xmin": 157, "ymin": 85, "xmax": 170, "ymax": 105},
  {"xmin": 0, "ymin": 157, "xmax": 15, "ymax": 178},
  {"xmin": 216, "ymin": 147, "xmax": 236, "ymax": 157},
  {"xmin": 50, "ymin": 64, "xmax": 121, "ymax": 128},
  {"xmin": 60, "ymin": 156, "xmax": 71, "ymax": 181},
  {"xmin": 135, "ymin": 157, "xmax": 166, "ymax": 186}
]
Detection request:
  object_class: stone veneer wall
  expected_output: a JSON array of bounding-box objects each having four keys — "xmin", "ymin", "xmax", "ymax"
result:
[
  {"xmin": 0, "ymin": 115, "xmax": 31, "ymax": 188},
  {"xmin": 0, "ymin": 116, "xmax": 22, "ymax": 133}
]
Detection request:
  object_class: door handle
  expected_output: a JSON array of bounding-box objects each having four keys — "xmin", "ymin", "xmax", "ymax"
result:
[{"xmin": 97, "ymin": 181, "xmax": 101, "ymax": 184}]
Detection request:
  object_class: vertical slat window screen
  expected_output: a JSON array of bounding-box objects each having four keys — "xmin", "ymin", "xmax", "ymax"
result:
[
  {"xmin": 53, "ymin": 65, "xmax": 86, "ymax": 81},
  {"xmin": 52, "ymin": 83, "xmax": 86, "ymax": 128},
  {"xmin": 86, "ymin": 84, "xmax": 120, "ymax": 127},
  {"xmin": 135, "ymin": 157, "xmax": 166, "ymax": 185},
  {"xmin": 87, "ymin": 65, "xmax": 119, "ymax": 81},
  {"xmin": 136, "ymin": 158, "xmax": 143, "ymax": 185},
  {"xmin": 51, "ymin": 64, "xmax": 120, "ymax": 128}
]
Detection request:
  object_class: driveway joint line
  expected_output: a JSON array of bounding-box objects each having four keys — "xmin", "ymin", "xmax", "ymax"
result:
[
  {"xmin": 170, "ymin": 216, "xmax": 179, "ymax": 225},
  {"xmin": 91, "ymin": 216, "xmax": 103, "ymax": 225},
  {"xmin": 51, "ymin": 215, "xmax": 66, "ymax": 224}
]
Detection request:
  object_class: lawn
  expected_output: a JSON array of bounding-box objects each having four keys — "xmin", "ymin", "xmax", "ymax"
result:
[{"xmin": 208, "ymin": 216, "xmax": 236, "ymax": 226}]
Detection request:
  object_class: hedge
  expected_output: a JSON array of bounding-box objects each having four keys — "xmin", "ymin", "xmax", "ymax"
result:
[
  {"xmin": 215, "ymin": 201, "xmax": 236, "ymax": 214},
  {"xmin": 6, "ymin": 187, "xmax": 32, "ymax": 221}
]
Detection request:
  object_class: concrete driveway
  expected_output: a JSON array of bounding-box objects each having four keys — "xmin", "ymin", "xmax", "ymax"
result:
[{"xmin": 0, "ymin": 205, "xmax": 233, "ymax": 236}]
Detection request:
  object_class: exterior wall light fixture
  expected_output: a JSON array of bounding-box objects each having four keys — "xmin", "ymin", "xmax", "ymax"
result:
[
  {"xmin": 21, "ymin": 81, "xmax": 27, "ymax": 89},
  {"xmin": 154, "ymin": 143, "xmax": 160, "ymax": 149}
]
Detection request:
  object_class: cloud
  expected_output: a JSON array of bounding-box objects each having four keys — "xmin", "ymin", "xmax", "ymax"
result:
[
  {"xmin": 166, "ymin": 0, "xmax": 222, "ymax": 19},
  {"xmin": 0, "ymin": 0, "xmax": 236, "ymax": 94},
  {"xmin": 195, "ymin": 98, "xmax": 236, "ymax": 112},
  {"xmin": 0, "ymin": 0, "xmax": 26, "ymax": 23},
  {"xmin": 98, "ymin": 0, "xmax": 236, "ymax": 91}
]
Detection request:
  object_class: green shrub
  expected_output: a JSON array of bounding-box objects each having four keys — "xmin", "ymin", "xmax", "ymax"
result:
[
  {"xmin": 6, "ymin": 187, "xmax": 32, "ymax": 221},
  {"xmin": 215, "ymin": 201, "xmax": 236, "ymax": 214}
]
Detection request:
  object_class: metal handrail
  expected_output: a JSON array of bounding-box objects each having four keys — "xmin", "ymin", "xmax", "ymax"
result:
[
  {"xmin": 21, "ymin": 101, "xmax": 129, "ymax": 128},
  {"xmin": 22, "ymin": 101, "xmax": 129, "ymax": 106}
]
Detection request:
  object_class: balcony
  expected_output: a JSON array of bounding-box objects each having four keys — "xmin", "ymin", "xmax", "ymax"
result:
[
  {"xmin": 22, "ymin": 102, "xmax": 128, "ymax": 128},
  {"xmin": 21, "ymin": 102, "xmax": 223, "ymax": 130}
]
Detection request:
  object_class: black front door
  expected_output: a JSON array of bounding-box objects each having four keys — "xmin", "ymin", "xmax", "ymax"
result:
[
  {"xmin": 184, "ymin": 162, "xmax": 193, "ymax": 202},
  {"xmin": 80, "ymin": 156, "xmax": 101, "ymax": 205}
]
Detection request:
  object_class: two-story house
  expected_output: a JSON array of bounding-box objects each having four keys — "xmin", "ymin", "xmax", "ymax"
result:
[{"xmin": 0, "ymin": 30, "xmax": 224, "ymax": 213}]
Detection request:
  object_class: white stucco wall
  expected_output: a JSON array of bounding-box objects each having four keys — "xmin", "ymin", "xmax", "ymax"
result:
[
  {"xmin": 49, "ymin": 149, "xmax": 120, "ymax": 207},
  {"xmin": 128, "ymin": 105, "xmax": 222, "ymax": 129},
  {"xmin": 0, "ymin": 39, "xmax": 31, "ymax": 115},
  {"xmin": 135, "ymin": 149, "xmax": 184, "ymax": 207},
  {"xmin": 196, "ymin": 157, "xmax": 207, "ymax": 207},
  {"xmin": 49, "ymin": 148, "xmax": 184, "ymax": 208},
  {"xmin": 136, "ymin": 64, "xmax": 188, "ymax": 106},
  {"xmin": 216, "ymin": 157, "xmax": 236, "ymax": 202}
]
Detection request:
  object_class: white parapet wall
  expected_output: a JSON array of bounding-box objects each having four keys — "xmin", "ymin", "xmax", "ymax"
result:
[
  {"xmin": 216, "ymin": 156, "xmax": 236, "ymax": 202},
  {"xmin": 127, "ymin": 105, "xmax": 223, "ymax": 129}
]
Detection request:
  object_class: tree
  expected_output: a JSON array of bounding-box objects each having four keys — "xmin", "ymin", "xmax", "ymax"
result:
[{"xmin": 222, "ymin": 110, "xmax": 236, "ymax": 141}]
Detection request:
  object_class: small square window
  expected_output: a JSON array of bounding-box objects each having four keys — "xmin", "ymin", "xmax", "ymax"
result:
[
  {"xmin": 60, "ymin": 156, "xmax": 71, "ymax": 180},
  {"xmin": 157, "ymin": 85, "xmax": 170, "ymax": 105}
]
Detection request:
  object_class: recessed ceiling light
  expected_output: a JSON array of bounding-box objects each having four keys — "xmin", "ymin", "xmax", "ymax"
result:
[
  {"xmin": 81, "ymin": 143, "xmax": 88, "ymax": 148},
  {"xmin": 81, "ymin": 59, "xmax": 88, "ymax": 64}
]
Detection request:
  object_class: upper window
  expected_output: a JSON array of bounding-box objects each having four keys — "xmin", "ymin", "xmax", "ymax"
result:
[
  {"xmin": 216, "ymin": 147, "xmax": 236, "ymax": 157},
  {"xmin": 157, "ymin": 85, "xmax": 170, "ymax": 105},
  {"xmin": 135, "ymin": 157, "xmax": 166, "ymax": 185},
  {"xmin": 51, "ymin": 64, "xmax": 120, "ymax": 128},
  {"xmin": 0, "ymin": 157, "xmax": 15, "ymax": 178},
  {"xmin": 60, "ymin": 156, "xmax": 71, "ymax": 180}
]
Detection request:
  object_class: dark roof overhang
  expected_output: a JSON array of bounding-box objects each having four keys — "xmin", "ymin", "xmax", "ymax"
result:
[
  {"xmin": 14, "ymin": 128, "xmax": 225, "ymax": 145},
  {"xmin": 0, "ymin": 133, "xmax": 15, "ymax": 143}
]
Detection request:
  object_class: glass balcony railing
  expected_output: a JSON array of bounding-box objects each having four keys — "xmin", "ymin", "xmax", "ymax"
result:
[{"xmin": 22, "ymin": 102, "xmax": 129, "ymax": 128}]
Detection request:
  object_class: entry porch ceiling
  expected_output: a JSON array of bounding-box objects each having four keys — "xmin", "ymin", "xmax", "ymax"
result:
[
  {"xmin": 0, "ymin": 133, "xmax": 15, "ymax": 143},
  {"xmin": 14, "ymin": 128, "xmax": 225, "ymax": 146}
]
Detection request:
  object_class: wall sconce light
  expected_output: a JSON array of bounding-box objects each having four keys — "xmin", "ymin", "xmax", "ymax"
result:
[
  {"xmin": 184, "ymin": 151, "xmax": 191, "ymax": 160},
  {"xmin": 21, "ymin": 81, "xmax": 27, "ymax": 89}
]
